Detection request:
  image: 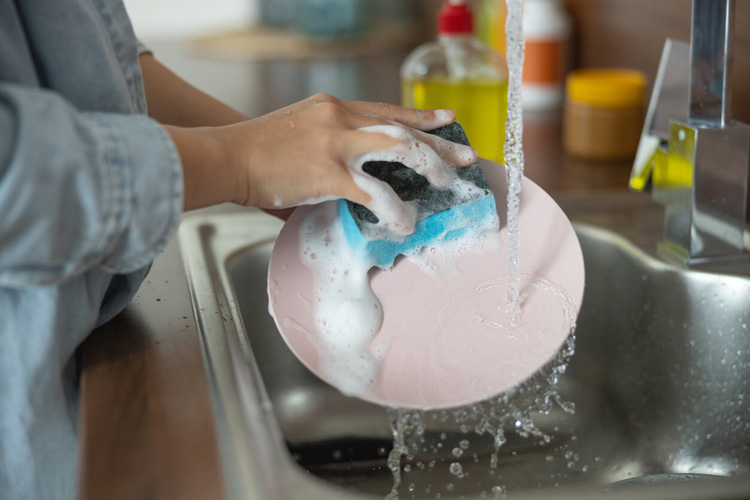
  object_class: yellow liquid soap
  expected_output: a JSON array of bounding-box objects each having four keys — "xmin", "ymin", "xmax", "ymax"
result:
[{"xmin": 402, "ymin": 78, "xmax": 509, "ymax": 165}]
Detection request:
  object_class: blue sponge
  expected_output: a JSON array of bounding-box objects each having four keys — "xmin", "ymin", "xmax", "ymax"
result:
[{"xmin": 339, "ymin": 122, "xmax": 498, "ymax": 269}]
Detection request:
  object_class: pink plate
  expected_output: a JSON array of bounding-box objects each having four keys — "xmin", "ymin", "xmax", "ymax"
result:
[{"xmin": 267, "ymin": 159, "xmax": 584, "ymax": 410}]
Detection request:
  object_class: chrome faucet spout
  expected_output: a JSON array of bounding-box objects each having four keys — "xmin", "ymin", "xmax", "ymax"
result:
[
  {"xmin": 630, "ymin": 0, "xmax": 750, "ymax": 268},
  {"xmin": 689, "ymin": 0, "xmax": 734, "ymax": 126}
]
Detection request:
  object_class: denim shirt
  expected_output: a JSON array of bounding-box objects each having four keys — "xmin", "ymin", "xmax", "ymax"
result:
[{"xmin": 0, "ymin": 1, "xmax": 183, "ymax": 498}]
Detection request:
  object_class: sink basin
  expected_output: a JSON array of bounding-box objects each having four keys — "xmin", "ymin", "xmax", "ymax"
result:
[{"xmin": 178, "ymin": 204, "xmax": 750, "ymax": 500}]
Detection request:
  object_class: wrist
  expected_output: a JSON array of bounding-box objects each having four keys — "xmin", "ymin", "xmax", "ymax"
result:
[{"xmin": 165, "ymin": 125, "xmax": 242, "ymax": 211}]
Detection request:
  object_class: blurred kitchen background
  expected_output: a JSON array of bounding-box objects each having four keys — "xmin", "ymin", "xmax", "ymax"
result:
[
  {"xmin": 121, "ymin": 0, "xmax": 750, "ymax": 191},
  {"xmin": 122, "ymin": 0, "xmax": 750, "ymax": 116}
]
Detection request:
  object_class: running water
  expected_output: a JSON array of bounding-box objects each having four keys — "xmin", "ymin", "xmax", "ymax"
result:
[
  {"xmin": 504, "ymin": 0, "xmax": 526, "ymax": 318},
  {"xmin": 384, "ymin": 334, "xmax": 578, "ymax": 499},
  {"xmin": 383, "ymin": 2, "xmax": 580, "ymax": 497}
]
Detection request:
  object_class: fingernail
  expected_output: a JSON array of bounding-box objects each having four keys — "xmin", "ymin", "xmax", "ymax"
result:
[
  {"xmin": 433, "ymin": 109, "xmax": 456, "ymax": 123},
  {"xmin": 462, "ymin": 146, "xmax": 478, "ymax": 163}
]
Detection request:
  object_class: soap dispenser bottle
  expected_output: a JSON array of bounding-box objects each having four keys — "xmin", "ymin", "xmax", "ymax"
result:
[{"xmin": 400, "ymin": 0, "xmax": 508, "ymax": 164}]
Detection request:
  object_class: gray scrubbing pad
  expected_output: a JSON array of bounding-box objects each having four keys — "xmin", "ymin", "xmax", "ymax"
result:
[{"xmin": 345, "ymin": 122, "xmax": 491, "ymax": 227}]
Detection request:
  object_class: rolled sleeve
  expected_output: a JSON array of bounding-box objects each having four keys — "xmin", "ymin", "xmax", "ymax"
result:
[
  {"xmin": 0, "ymin": 82, "xmax": 183, "ymax": 287},
  {"xmin": 137, "ymin": 40, "xmax": 152, "ymax": 57}
]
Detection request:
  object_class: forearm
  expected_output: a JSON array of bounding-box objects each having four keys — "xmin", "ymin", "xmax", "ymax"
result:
[
  {"xmin": 139, "ymin": 54, "xmax": 297, "ymax": 216},
  {"xmin": 139, "ymin": 53, "xmax": 248, "ymax": 127}
]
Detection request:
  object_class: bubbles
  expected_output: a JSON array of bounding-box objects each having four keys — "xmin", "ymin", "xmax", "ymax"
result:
[
  {"xmin": 406, "ymin": 213, "xmax": 501, "ymax": 278},
  {"xmin": 449, "ymin": 462, "xmax": 464, "ymax": 476},
  {"xmin": 298, "ymin": 202, "xmax": 385, "ymax": 397},
  {"xmin": 355, "ymin": 172, "xmax": 499, "ymax": 247},
  {"xmin": 384, "ymin": 331, "xmax": 577, "ymax": 497},
  {"xmin": 354, "ymin": 123, "xmax": 484, "ymax": 234}
]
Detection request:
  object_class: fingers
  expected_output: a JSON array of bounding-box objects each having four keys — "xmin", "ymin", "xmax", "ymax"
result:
[
  {"xmin": 357, "ymin": 125, "xmax": 454, "ymax": 189},
  {"xmin": 345, "ymin": 99, "xmax": 457, "ymax": 132},
  {"xmin": 345, "ymin": 175, "xmax": 418, "ymax": 237},
  {"xmin": 306, "ymin": 94, "xmax": 476, "ymax": 172},
  {"xmin": 356, "ymin": 125, "xmax": 476, "ymax": 189},
  {"xmin": 256, "ymin": 94, "xmax": 476, "ymax": 235},
  {"xmin": 414, "ymin": 129, "xmax": 478, "ymax": 167}
]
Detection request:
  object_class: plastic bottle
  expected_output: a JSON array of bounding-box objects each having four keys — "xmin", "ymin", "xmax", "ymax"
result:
[
  {"xmin": 522, "ymin": 0, "xmax": 572, "ymax": 112},
  {"xmin": 400, "ymin": 0, "xmax": 508, "ymax": 164}
]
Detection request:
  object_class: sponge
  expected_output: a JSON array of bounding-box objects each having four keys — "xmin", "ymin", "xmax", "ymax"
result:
[{"xmin": 339, "ymin": 122, "xmax": 498, "ymax": 269}]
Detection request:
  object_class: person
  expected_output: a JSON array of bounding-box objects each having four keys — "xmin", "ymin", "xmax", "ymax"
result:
[{"xmin": 0, "ymin": 1, "xmax": 477, "ymax": 498}]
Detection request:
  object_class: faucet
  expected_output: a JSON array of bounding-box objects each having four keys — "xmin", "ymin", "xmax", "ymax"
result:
[{"xmin": 630, "ymin": 0, "xmax": 750, "ymax": 267}]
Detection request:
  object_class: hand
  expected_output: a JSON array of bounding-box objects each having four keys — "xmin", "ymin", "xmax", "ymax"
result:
[{"xmin": 168, "ymin": 94, "xmax": 477, "ymax": 234}]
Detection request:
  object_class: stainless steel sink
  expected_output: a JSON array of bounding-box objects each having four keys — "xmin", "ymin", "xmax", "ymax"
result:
[{"xmin": 178, "ymin": 202, "xmax": 750, "ymax": 500}]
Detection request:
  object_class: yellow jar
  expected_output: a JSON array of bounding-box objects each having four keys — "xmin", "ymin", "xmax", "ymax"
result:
[{"xmin": 563, "ymin": 69, "xmax": 646, "ymax": 161}]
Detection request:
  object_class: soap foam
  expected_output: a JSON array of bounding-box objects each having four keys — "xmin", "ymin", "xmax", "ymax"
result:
[
  {"xmin": 297, "ymin": 197, "xmax": 500, "ymax": 398},
  {"xmin": 407, "ymin": 212, "xmax": 500, "ymax": 279},
  {"xmin": 347, "ymin": 124, "xmax": 476, "ymax": 237},
  {"xmin": 299, "ymin": 201, "xmax": 385, "ymax": 396},
  {"xmin": 270, "ymin": 194, "xmax": 341, "ymax": 210},
  {"xmin": 294, "ymin": 124, "xmax": 498, "ymax": 398},
  {"xmin": 357, "ymin": 175, "xmax": 493, "ymax": 244}
]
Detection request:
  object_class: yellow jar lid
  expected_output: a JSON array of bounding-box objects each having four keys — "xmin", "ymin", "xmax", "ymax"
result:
[{"xmin": 566, "ymin": 69, "xmax": 646, "ymax": 109}]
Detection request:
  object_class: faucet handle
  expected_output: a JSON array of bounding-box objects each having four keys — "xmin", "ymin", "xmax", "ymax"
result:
[
  {"xmin": 630, "ymin": 39, "xmax": 690, "ymax": 192},
  {"xmin": 631, "ymin": 0, "xmax": 750, "ymax": 268}
]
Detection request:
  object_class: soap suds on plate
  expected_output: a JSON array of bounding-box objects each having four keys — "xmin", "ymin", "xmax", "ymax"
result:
[
  {"xmin": 299, "ymin": 202, "xmax": 384, "ymax": 396},
  {"xmin": 297, "ymin": 198, "xmax": 499, "ymax": 398}
]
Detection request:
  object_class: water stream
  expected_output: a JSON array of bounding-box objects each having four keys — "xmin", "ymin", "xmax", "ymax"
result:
[
  {"xmin": 384, "ymin": 2, "xmax": 578, "ymax": 498},
  {"xmin": 504, "ymin": 0, "xmax": 526, "ymax": 318}
]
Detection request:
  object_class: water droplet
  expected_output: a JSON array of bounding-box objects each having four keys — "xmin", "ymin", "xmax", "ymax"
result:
[{"xmin": 449, "ymin": 462, "xmax": 463, "ymax": 476}]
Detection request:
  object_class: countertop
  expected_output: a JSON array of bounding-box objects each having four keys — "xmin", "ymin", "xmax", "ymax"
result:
[{"xmin": 78, "ymin": 39, "xmax": 651, "ymax": 500}]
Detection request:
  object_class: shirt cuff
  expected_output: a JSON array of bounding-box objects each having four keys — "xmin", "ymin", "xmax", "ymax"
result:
[
  {"xmin": 85, "ymin": 112, "xmax": 183, "ymax": 274},
  {"xmin": 137, "ymin": 40, "xmax": 152, "ymax": 57}
]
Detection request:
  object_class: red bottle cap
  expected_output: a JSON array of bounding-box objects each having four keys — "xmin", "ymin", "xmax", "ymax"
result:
[{"xmin": 438, "ymin": 1, "xmax": 474, "ymax": 34}]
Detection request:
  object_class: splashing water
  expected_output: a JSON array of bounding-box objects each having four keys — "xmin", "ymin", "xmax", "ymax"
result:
[
  {"xmin": 381, "ymin": 2, "xmax": 582, "ymax": 497},
  {"xmin": 504, "ymin": 0, "xmax": 526, "ymax": 318},
  {"xmin": 386, "ymin": 409, "xmax": 425, "ymax": 500},
  {"xmin": 384, "ymin": 334, "xmax": 577, "ymax": 498}
]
